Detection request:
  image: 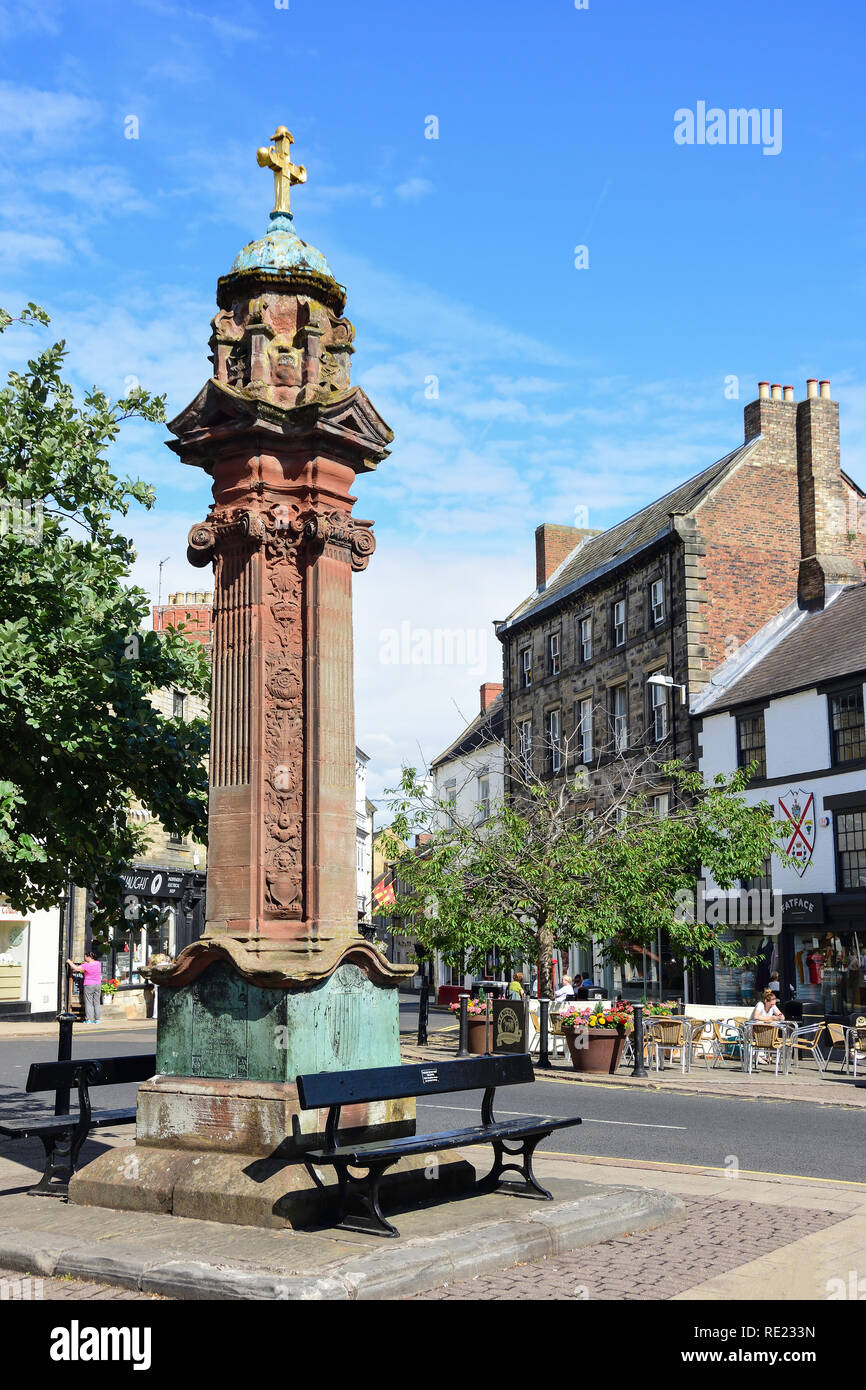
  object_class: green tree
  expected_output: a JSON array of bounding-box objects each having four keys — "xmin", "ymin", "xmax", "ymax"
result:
[
  {"xmin": 0, "ymin": 305, "xmax": 210, "ymax": 949},
  {"xmin": 381, "ymin": 748, "xmax": 788, "ymax": 998}
]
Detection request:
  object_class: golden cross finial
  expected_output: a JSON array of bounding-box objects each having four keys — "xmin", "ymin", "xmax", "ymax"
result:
[{"xmin": 256, "ymin": 126, "xmax": 307, "ymax": 216}]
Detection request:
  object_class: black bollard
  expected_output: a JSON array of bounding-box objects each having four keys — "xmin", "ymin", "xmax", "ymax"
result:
[
  {"xmin": 457, "ymin": 995, "xmax": 469, "ymax": 1056},
  {"xmin": 55, "ymin": 1012, "xmax": 75, "ymax": 1116},
  {"xmin": 631, "ymin": 1001, "xmax": 648, "ymax": 1078},
  {"xmin": 537, "ymin": 998, "xmax": 552, "ymax": 1069},
  {"xmin": 417, "ymin": 970, "xmax": 429, "ymax": 1046}
]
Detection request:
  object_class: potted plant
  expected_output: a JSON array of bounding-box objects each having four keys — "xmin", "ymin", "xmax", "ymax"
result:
[
  {"xmin": 100, "ymin": 977, "xmax": 119, "ymax": 1001},
  {"xmin": 449, "ymin": 995, "xmax": 493, "ymax": 1053},
  {"xmin": 558, "ymin": 1001, "xmax": 632, "ymax": 1073}
]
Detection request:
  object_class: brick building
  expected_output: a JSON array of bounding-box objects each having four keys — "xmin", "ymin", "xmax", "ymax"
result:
[
  {"xmin": 495, "ymin": 380, "xmax": 865, "ymax": 998},
  {"xmin": 152, "ymin": 590, "xmax": 214, "ymax": 649}
]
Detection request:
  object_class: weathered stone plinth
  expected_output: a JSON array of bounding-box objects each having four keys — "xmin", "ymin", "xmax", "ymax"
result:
[{"xmin": 70, "ymin": 1143, "xmax": 476, "ymax": 1231}]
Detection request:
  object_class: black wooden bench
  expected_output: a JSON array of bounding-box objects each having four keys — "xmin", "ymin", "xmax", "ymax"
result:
[
  {"xmin": 296, "ymin": 1053, "xmax": 581, "ymax": 1237},
  {"xmin": 0, "ymin": 1054, "xmax": 155, "ymax": 1197}
]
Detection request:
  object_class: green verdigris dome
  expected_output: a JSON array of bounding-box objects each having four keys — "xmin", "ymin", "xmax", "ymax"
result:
[{"xmin": 231, "ymin": 211, "xmax": 334, "ymax": 280}]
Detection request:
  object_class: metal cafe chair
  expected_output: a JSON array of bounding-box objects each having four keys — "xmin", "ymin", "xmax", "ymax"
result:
[
  {"xmin": 646, "ymin": 1017, "xmax": 693, "ymax": 1074},
  {"xmin": 787, "ymin": 1021, "xmax": 828, "ymax": 1074},
  {"xmin": 742, "ymin": 1020, "xmax": 793, "ymax": 1077},
  {"xmin": 839, "ymin": 1024, "xmax": 866, "ymax": 1079}
]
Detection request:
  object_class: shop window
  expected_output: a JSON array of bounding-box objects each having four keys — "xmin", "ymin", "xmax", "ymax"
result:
[
  {"xmin": 476, "ymin": 772, "xmax": 491, "ymax": 823},
  {"xmin": 612, "ymin": 684, "xmax": 628, "ymax": 753},
  {"xmin": 650, "ymin": 681, "xmax": 668, "ymax": 743},
  {"xmin": 736, "ymin": 711, "xmax": 766, "ymax": 779},
  {"xmin": 740, "ymin": 856, "xmax": 772, "ymax": 893},
  {"xmin": 649, "ymin": 578, "xmax": 665, "ymax": 627},
  {"xmin": 829, "ymin": 688, "xmax": 866, "ymax": 766},
  {"xmin": 518, "ymin": 719, "xmax": 533, "ymax": 776},
  {"xmin": 546, "ymin": 708, "xmax": 562, "ymax": 773},
  {"xmin": 578, "ymin": 615, "xmax": 592, "ymax": 664},
  {"xmin": 836, "ymin": 808, "xmax": 866, "ymax": 890},
  {"xmin": 577, "ymin": 697, "xmax": 593, "ymax": 764}
]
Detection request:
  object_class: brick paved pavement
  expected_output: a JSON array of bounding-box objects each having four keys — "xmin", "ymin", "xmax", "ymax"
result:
[
  {"xmin": 410, "ymin": 1197, "xmax": 844, "ymax": 1300},
  {"xmin": 0, "ymin": 1268, "xmax": 165, "ymax": 1301}
]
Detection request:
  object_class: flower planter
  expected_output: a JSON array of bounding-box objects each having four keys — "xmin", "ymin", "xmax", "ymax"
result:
[
  {"xmin": 466, "ymin": 1016, "xmax": 492, "ymax": 1054},
  {"xmin": 564, "ymin": 1025, "xmax": 626, "ymax": 1074}
]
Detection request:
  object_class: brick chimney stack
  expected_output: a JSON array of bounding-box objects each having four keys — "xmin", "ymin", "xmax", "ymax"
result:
[
  {"xmin": 535, "ymin": 523, "xmax": 602, "ymax": 588},
  {"xmin": 743, "ymin": 381, "xmax": 797, "ymax": 461},
  {"xmin": 796, "ymin": 379, "xmax": 863, "ymax": 608},
  {"xmin": 480, "ymin": 681, "xmax": 503, "ymax": 714}
]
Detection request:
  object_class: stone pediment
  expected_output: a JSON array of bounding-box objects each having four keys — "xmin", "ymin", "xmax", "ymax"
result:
[{"xmin": 167, "ymin": 380, "xmax": 393, "ymax": 471}]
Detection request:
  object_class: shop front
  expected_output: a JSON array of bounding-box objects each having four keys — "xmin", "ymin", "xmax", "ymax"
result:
[
  {"xmin": 780, "ymin": 892, "xmax": 866, "ymax": 1021},
  {"xmin": 0, "ymin": 905, "xmax": 29, "ymax": 1016},
  {"xmin": 91, "ymin": 867, "xmax": 206, "ymax": 1016}
]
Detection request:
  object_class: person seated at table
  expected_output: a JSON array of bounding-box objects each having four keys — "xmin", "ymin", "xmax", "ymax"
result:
[
  {"xmin": 554, "ymin": 973, "xmax": 573, "ymax": 1003},
  {"xmin": 750, "ymin": 989, "xmax": 784, "ymax": 1063},
  {"xmin": 508, "ymin": 972, "xmax": 524, "ymax": 999},
  {"xmin": 751, "ymin": 989, "xmax": 784, "ymax": 1021}
]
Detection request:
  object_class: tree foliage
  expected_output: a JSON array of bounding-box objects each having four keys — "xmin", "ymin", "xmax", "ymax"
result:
[
  {"xmin": 0, "ymin": 305, "xmax": 210, "ymax": 948},
  {"xmin": 380, "ymin": 745, "xmax": 788, "ymax": 997}
]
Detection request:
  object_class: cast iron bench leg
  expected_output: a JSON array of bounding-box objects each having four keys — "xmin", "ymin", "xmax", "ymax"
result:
[
  {"xmin": 29, "ymin": 1131, "xmax": 74, "ymax": 1198},
  {"xmin": 482, "ymin": 1134, "xmax": 553, "ymax": 1201},
  {"xmin": 335, "ymin": 1160, "xmax": 400, "ymax": 1238}
]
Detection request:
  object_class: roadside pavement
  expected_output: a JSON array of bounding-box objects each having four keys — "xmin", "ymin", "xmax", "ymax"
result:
[
  {"xmin": 402, "ymin": 1033, "xmax": 866, "ymax": 1108},
  {"xmin": 1, "ymin": 1126, "xmax": 863, "ymax": 1300}
]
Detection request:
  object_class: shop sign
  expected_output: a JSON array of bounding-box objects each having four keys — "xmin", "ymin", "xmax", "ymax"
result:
[
  {"xmin": 0, "ymin": 903, "xmax": 27, "ymax": 920},
  {"xmin": 781, "ymin": 893, "xmax": 824, "ymax": 925},
  {"xmin": 778, "ymin": 789, "xmax": 815, "ymax": 876},
  {"xmin": 119, "ymin": 869, "xmax": 188, "ymax": 900},
  {"xmin": 492, "ymin": 999, "xmax": 526, "ymax": 1053}
]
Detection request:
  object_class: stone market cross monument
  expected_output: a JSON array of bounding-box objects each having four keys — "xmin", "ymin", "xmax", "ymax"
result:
[{"xmin": 72, "ymin": 128, "xmax": 467, "ymax": 1226}]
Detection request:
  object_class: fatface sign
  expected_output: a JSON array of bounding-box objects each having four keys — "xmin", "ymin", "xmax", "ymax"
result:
[
  {"xmin": 778, "ymin": 789, "xmax": 815, "ymax": 877},
  {"xmin": 781, "ymin": 893, "xmax": 824, "ymax": 925}
]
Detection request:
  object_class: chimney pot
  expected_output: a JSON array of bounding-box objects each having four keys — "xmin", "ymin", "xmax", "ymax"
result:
[
  {"xmin": 820, "ymin": 380, "xmax": 831, "ymax": 399},
  {"xmin": 758, "ymin": 382, "xmax": 770, "ymax": 399},
  {"xmin": 783, "ymin": 385, "xmax": 794, "ymax": 401},
  {"xmin": 806, "ymin": 379, "xmax": 819, "ymax": 398},
  {"xmin": 771, "ymin": 384, "xmax": 782, "ymax": 401}
]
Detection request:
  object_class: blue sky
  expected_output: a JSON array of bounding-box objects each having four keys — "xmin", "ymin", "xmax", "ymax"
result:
[{"xmin": 2, "ymin": 0, "xmax": 865, "ymax": 804}]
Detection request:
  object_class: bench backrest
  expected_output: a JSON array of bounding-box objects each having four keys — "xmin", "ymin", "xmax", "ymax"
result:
[
  {"xmin": 297, "ymin": 1054, "xmax": 534, "ymax": 1111},
  {"xmin": 26, "ymin": 1054, "xmax": 156, "ymax": 1094}
]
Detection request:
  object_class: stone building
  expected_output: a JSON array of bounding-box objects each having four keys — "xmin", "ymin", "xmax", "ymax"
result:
[{"xmin": 495, "ymin": 380, "xmax": 865, "ymax": 999}]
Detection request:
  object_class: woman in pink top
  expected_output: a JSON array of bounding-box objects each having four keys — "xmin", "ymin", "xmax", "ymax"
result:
[{"xmin": 67, "ymin": 952, "xmax": 103, "ymax": 1023}]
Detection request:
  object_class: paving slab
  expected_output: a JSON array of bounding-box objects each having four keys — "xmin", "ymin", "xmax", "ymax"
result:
[{"xmin": 0, "ymin": 1171, "xmax": 683, "ymax": 1300}]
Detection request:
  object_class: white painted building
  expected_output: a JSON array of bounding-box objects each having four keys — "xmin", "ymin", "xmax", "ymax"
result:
[
  {"xmin": 429, "ymin": 683, "xmax": 506, "ymax": 988},
  {"xmin": 695, "ymin": 582, "xmax": 866, "ymax": 1018},
  {"xmin": 0, "ymin": 901, "xmax": 61, "ymax": 1021}
]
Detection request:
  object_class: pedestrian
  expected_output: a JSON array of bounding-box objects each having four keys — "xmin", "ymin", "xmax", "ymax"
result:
[
  {"xmin": 554, "ymin": 973, "xmax": 573, "ymax": 1003},
  {"xmin": 67, "ymin": 951, "xmax": 103, "ymax": 1024}
]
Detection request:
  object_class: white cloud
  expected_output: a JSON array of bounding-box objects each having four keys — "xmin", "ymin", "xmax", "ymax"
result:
[
  {"xmin": 0, "ymin": 230, "xmax": 68, "ymax": 264},
  {"xmin": 394, "ymin": 177, "xmax": 433, "ymax": 201},
  {"xmin": 0, "ymin": 82, "xmax": 100, "ymax": 142}
]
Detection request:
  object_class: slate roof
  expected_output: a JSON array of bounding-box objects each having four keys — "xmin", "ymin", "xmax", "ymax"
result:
[
  {"xmin": 498, "ymin": 439, "xmax": 760, "ymax": 634},
  {"xmin": 699, "ymin": 584, "xmax": 866, "ymax": 714},
  {"xmin": 431, "ymin": 694, "xmax": 504, "ymax": 770}
]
